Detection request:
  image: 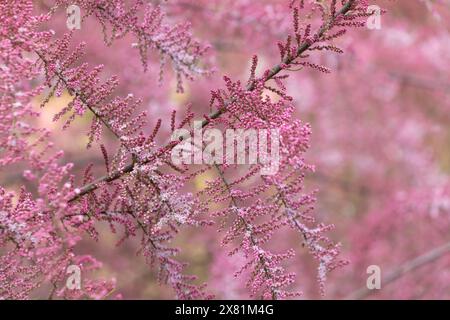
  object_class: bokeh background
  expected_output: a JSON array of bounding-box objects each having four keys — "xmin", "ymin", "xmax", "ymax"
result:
[{"xmin": 3, "ymin": 0, "xmax": 449, "ymax": 299}]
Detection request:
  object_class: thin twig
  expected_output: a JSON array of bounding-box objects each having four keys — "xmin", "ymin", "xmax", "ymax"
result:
[
  {"xmin": 214, "ymin": 164, "xmax": 279, "ymax": 300},
  {"xmin": 68, "ymin": 0, "xmax": 356, "ymax": 202}
]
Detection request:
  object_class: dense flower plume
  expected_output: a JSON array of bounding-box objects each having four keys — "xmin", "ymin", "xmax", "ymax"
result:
[
  {"xmin": 201, "ymin": 56, "xmax": 348, "ymax": 297},
  {"xmin": 0, "ymin": 151, "xmax": 117, "ymax": 299},
  {"xmin": 1, "ymin": 0, "xmax": 369, "ymax": 300},
  {"xmin": 37, "ymin": 32, "xmax": 148, "ymax": 148},
  {"xmin": 2, "ymin": 0, "xmax": 449, "ymax": 301},
  {"xmin": 0, "ymin": 1, "xmax": 51, "ymax": 167},
  {"xmin": 54, "ymin": 0, "xmax": 213, "ymax": 92}
]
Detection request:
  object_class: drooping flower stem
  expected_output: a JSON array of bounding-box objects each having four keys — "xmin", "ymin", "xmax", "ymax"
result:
[{"xmin": 69, "ymin": 0, "xmax": 357, "ymax": 203}]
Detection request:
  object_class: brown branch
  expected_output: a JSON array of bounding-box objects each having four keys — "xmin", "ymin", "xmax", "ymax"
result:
[
  {"xmin": 214, "ymin": 164, "xmax": 279, "ymax": 300},
  {"xmin": 68, "ymin": 0, "xmax": 356, "ymax": 202},
  {"xmin": 35, "ymin": 50, "xmax": 123, "ymax": 141},
  {"xmin": 345, "ymin": 241, "xmax": 450, "ymax": 300}
]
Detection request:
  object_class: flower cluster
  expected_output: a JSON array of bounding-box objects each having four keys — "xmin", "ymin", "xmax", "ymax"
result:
[
  {"xmin": 0, "ymin": 151, "xmax": 116, "ymax": 299},
  {"xmin": 38, "ymin": 32, "xmax": 147, "ymax": 149},
  {"xmin": 194, "ymin": 0, "xmax": 367, "ymax": 297},
  {"xmin": 55, "ymin": 0, "xmax": 213, "ymax": 92},
  {"xmin": 201, "ymin": 72, "xmax": 346, "ymax": 297},
  {"xmin": 0, "ymin": 0, "xmax": 52, "ymax": 166}
]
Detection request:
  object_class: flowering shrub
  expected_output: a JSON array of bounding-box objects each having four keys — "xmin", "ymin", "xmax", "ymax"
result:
[{"xmin": 1, "ymin": 0, "xmax": 449, "ymax": 300}]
